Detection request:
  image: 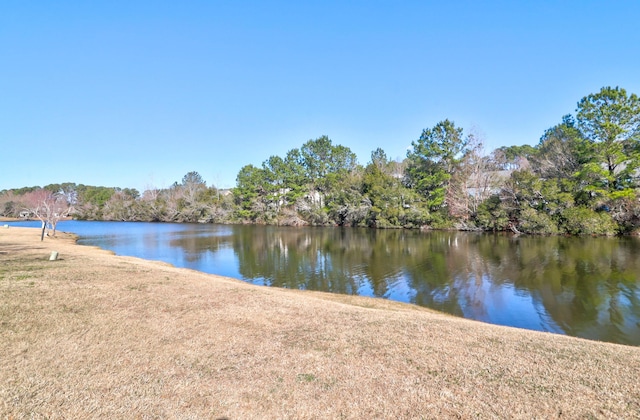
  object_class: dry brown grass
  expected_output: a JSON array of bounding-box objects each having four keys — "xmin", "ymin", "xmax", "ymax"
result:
[{"xmin": 1, "ymin": 227, "xmax": 639, "ymax": 419}]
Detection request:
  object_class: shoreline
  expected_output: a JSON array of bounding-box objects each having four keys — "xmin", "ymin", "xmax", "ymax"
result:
[{"xmin": 1, "ymin": 227, "xmax": 639, "ymax": 418}]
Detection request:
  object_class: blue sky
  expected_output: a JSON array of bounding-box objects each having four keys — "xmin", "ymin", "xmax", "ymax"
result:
[{"xmin": 2, "ymin": 1, "xmax": 639, "ymax": 191}]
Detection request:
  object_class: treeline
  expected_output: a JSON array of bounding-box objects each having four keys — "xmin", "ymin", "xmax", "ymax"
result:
[
  {"xmin": 0, "ymin": 173, "xmax": 233, "ymax": 224},
  {"xmin": 2, "ymin": 86, "xmax": 639, "ymax": 235}
]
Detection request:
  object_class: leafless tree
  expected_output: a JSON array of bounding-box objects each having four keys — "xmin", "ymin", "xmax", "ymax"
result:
[
  {"xmin": 446, "ymin": 134, "xmax": 502, "ymax": 223},
  {"xmin": 23, "ymin": 189, "xmax": 73, "ymax": 240}
]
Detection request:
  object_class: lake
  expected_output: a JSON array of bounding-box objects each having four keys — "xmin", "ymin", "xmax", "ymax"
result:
[{"xmin": 6, "ymin": 220, "xmax": 640, "ymax": 345}]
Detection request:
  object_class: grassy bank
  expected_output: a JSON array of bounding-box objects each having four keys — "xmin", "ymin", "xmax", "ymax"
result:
[{"xmin": 1, "ymin": 227, "xmax": 639, "ymax": 419}]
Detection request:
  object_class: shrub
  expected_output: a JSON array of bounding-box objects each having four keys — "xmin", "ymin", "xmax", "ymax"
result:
[
  {"xmin": 518, "ymin": 208, "xmax": 559, "ymax": 234},
  {"xmin": 475, "ymin": 195, "xmax": 509, "ymax": 231},
  {"xmin": 560, "ymin": 206, "xmax": 617, "ymax": 235}
]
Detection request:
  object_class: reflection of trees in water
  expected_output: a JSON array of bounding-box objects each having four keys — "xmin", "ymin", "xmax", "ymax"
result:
[
  {"xmin": 401, "ymin": 233, "xmax": 465, "ymax": 316},
  {"xmin": 167, "ymin": 224, "xmax": 640, "ymax": 345},
  {"xmin": 168, "ymin": 231, "xmax": 231, "ymax": 263},
  {"xmin": 224, "ymin": 227, "xmax": 421, "ymax": 295},
  {"xmin": 468, "ymin": 235, "xmax": 640, "ymax": 345},
  {"xmin": 230, "ymin": 226, "xmax": 390, "ymax": 294}
]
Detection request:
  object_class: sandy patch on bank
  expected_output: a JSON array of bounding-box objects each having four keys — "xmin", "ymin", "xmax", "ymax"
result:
[{"xmin": 1, "ymin": 227, "xmax": 639, "ymax": 419}]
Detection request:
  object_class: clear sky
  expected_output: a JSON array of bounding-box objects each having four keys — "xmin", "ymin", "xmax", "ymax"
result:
[{"xmin": 2, "ymin": 1, "xmax": 639, "ymax": 191}]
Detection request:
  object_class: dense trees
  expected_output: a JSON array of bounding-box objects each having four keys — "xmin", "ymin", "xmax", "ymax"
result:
[
  {"xmin": 235, "ymin": 136, "xmax": 362, "ymax": 225},
  {"xmin": 471, "ymin": 86, "xmax": 639, "ymax": 235},
  {"xmin": 361, "ymin": 148, "xmax": 428, "ymax": 228},
  {"xmin": 406, "ymin": 119, "xmax": 468, "ymax": 216},
  {"xmin": 2, "ymin": 86, "xmax": 639, "ymax": 235},
  {"xmin": 576, "ymin": 87, "xmax": 640, "ymax": 198}
]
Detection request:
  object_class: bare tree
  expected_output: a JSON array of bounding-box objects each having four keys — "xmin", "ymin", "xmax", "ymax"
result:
[
  {"xmin": 23, "ymin": 189, "xmax": 73, "ymax": 240},
  {"xmin": 446, "ymin": 134, "xmax": 501, "ymax": 223},
  {"xmin": 181, "ymin": 171, "xmax": 207, "ymax": 203},
  {"xmin": 532, "ymin": 115, "xmax": 584, "ymax": 180},
  {"xmin": 102, "ymin": 189, "xmax": 138, "ymax": 221}
]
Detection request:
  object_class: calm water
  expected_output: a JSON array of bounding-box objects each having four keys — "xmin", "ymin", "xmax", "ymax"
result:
[{"xmin": 8, "ymin": 220, "xmax": 640, "ymax": 345}]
